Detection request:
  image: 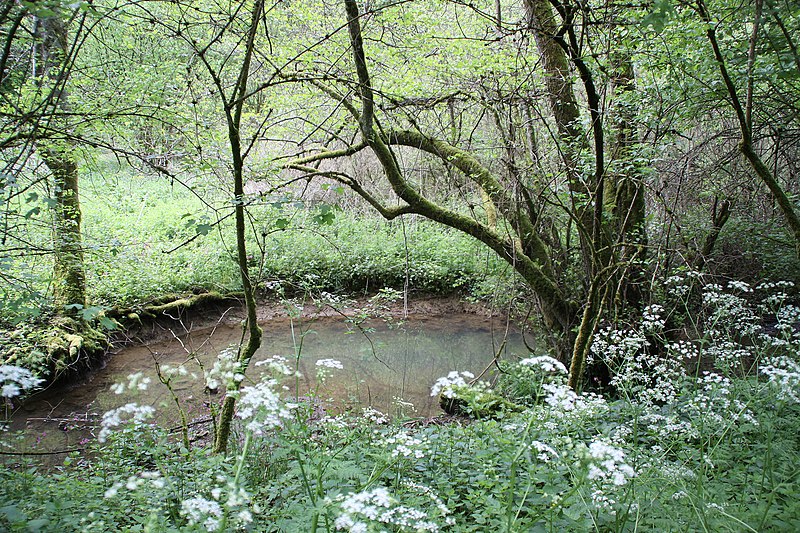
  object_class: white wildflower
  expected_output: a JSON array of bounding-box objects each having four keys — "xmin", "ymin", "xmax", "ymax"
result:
[
  {"xmin": 235, "ymin": 379, "xmax": 293, "ymax": 435},
  {"xmin": 362, "ymin": 407, "xmax": 389, "ymax": 424},
  {"xmin": 316, "ymin": 358, "xmax": 344, "ymax": 370},
  {"xmin": 205, "ymin": 346, "xmax": 240, "ymax": 391},
  {"xmin": 381, "ymin": 430, "xmax": 428, "ymax": 459},
  {"xmin": 542, "ymin": 384, "xmax": 608, "ymax": 417},
  {"xmin": 519, "ymin": 356, "xmax": 568, "ymax": 374},
  {"xmin": 641, "ymin": 304, "xmax": 666, "ymax": 331},
  {"xmin": 727, "ymin": 280, "xmax": 753, "ymax": 293},
  {"xmin": 430, "ymin": 371, "xmax": 474, "ymax": 398},
  {"xmin": 181, "ymin": 497, "xmax": 223, "ymax": 532},
  {"xmin": 585, "ymin": 440, "xmax": 636, "ymax": 486},
  {"xmin": 98, "ymin": 403, "xmax": 155, "ymax": 443},
  {"xmin": 110, "ymin": 372, "xmax": 151, "ymax": 395},
  {"xmin": 333, "ymin": 485, "xmax": 452, "ymax": 532},
  {"xmin": 255, "ymin": 355, "xmax": 295, "ymax": 376},
  {"xmin": 104, "ymin": 471, "xmax": 163, "ymax": 499},
  {"xmin": 761, "ymin": 356, "xmax": 800, "ymax": 403},
  {"xmin": 0, "ymin": 365, "xmax": 43, "ymax": 398},
  {"xmin": 530, "ymin": 440, "xmax": 558, "ymax": 462}
]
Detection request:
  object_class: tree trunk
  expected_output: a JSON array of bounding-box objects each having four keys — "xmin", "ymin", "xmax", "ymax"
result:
[
  {"xmin": 212, "ymin": 0, "xmax": 265, "ymax": 455},
  {"xmin": 42, "ymin": 149, "xmax": 85, "ymax": 309},
  {"xmin": 36, "ymin": 12, "xmax": 87, "ymax": 311}
]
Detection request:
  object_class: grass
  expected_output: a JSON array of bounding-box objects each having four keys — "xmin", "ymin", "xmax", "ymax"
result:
[
  {"xmin": 1, "ymin": 276, "xmax": 800, "ymax": 531},
  {"xmin": 1, "ymin": 168, "xmax": 514, "ymax": 317}
]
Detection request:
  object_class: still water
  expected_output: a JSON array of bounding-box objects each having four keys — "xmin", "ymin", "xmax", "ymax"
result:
[{"xmin": 8, "ymin": 312, "xmax": 528, "ymax": 453}]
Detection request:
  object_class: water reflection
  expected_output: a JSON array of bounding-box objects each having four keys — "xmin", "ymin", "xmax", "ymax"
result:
[{"xmin": 8, "ymin": 313, "xmax": 528, "ymax": 454}]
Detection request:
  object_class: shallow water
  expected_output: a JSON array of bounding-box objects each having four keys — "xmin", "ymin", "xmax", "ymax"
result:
[{"xmin": 6, "ymin": 312, "xmax": 528, "ymax": 454}]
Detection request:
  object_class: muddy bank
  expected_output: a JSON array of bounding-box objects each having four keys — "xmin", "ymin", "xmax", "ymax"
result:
[{"xmin": 116, "ymin": 292, "xmax": 503, "ymax": 347}]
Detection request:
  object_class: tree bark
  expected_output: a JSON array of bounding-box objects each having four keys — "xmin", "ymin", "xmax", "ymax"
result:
[
  {"xmin": 36, "ymin": 12, "xmax": 87, "ymax": 311},
  {"xmin": 212, "ymin": 0, "xmax": 265, "ymax": 455}
]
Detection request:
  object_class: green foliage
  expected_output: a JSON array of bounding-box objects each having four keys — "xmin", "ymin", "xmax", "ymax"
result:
[{"xmin": 4, "ymin": 279, "xmax": 800, "ymax": 531}]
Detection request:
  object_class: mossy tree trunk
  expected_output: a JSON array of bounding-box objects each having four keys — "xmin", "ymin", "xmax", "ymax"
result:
[
  {"xmin": 211, "ymin": 0, "xmax": 265, "ymax": 455},
  {"xmin": 35, "ymin": 12, "xmax": 86, "ymax": 312}
]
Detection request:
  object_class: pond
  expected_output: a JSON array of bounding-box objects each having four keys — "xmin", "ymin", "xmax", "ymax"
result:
[{"xmin": 6, "ymin": 311, "xmax": 529, "ymax": 454}]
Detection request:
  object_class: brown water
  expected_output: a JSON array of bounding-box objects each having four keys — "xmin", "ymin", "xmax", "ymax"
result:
[{"xmin": 6, "ymin": 313, "xmax": 528, "ymax": 455}]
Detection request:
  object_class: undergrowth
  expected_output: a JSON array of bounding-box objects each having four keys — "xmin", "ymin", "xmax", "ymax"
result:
[{"xmin": 2, "ymin": 275, "xmax": 800, "ymax": 531}]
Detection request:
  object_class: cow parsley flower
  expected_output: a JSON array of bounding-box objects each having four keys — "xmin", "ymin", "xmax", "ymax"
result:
[
  {"xmin": 530, "ymin": 440, "xmax": 558, "ymax": 462},
  {"xmin": 585, "ymin": 440, "xmax": 636, "ymax": 487},
  {"xmin": 332, "ymin": 485, "xmax": 453, "ymax": 532},
  {"xmin": 255, "ymin": 355, "xmax": 295, "ymax": 376},
  {"xmin": 519, "ymin": 356, "xmax": 567, "ymax": 374},
  {"xmin": 641, "ymin": 304, "xmax": 666, "ymax": 331},
  {"xmin": 381, "ymin": 430, "xmax": 429, "ymax": 459},
  {"xmin": 316, "ymin": 358, "xmax": 344, "ymax": 370},
  {"xmin": 0, "ymin": 365, "xmax": 44, "ymax": 399},
  {"xmin": 761, "ymin": 356, "xmax": 800, "ymax": 403},
  {"xmin": 362, "ymin": 407, "xmax": 389, "ymax": 424},
  {"xmin": 181, "ymin": 497, "xmax": 223, "ymax": 531},
  {"xmin": 430, "ymin": 371, "xmax": 474, "ymax": 398},
  {"xmin": 104, "ymin": 471, "xmax": 164, "ymax": 499},
  {"xmin": 109, "ymin": 372, "xmax": 151, "ymax": 395},
  {"xmin": 205, "ymin": 346, "xmax": 241, "ymax": 391},
  {"xmin": 235, "ymin": 379, "xmax": 294, "ymax": 435},
  {"xmin": 97, "ymin": 403, "xmax": 155, "ymax": 443},
  {"xmin": 542, "ymin": 384, "xmax": 608, "ymax": 418}
]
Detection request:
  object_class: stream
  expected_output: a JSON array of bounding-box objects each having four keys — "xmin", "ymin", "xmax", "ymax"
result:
[{"xmin": 6, "ymin": 311, "xmax": 529, "ymax": 455}]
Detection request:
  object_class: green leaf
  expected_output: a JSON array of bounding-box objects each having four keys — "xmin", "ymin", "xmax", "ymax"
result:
[
  {"xmin": 26, "ymin": 519, "xmax": 50, "ymax": 531},
  {"xmin": 641, "ymin": 0, "xmax": 675, "ymax": 33},
  {"xmin": 0, "ymin": 505, "xmax": 26, "ymax": 524},
  {"xmin": 80, "ymin": 305, "xmax": 105, "ymax": 321},
  {"xmin": 275, "ymin": 218, "xmax": 290, "ymax": 229},
  {"xmin": 25, "ymin": 192, "xmax": 38, "ymax": 203},
  {"xmin": 195, "ymin": 223, "xmax": 212, "ymax": 235},
  {"xmin": 24, "ymin": 207, "xmax": 40, "ymax": 219}
]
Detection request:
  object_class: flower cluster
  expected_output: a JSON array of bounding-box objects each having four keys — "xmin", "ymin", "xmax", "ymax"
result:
[
  {"xmin": 316, "ymin": 358, "xmax": 344, "ymax": 382},
  {"xmin": 179, "ymin": 478, "xmax": 254, "ymax": 531},
  {"xmin": 97, "ymin": 403, "xmax": 155, "ymax": 442},
  {"xmin": 761, "ymin": 356, "xmax": 800, "ymax": 404},
  {"xmin": 585, "ymin": 440, "xmax": 636, "ymax": 487},
  {"xmin": 0, "ymin": 364, "xmax": 44, "ymax": 399},
  {"xmin": 380, "ymin": 430, "xmax": 429, "ymax": 459},
  {"xmin": 332, "ymin": 485, "xmax": 453, "ymax": 532},
  {"xmin": 682, "ymin": 372, "xmax": 757, "ymax": 429},
  {"xmin": 542, "ymin": 384, "xmax": 608, "ymax": 418},
  {"xmin": 430, "ymin": 371, "xmax": 473, "ymax": 399},
  {"xmin": 519, "ymin": 355, "xmax": 567, "ymax": 374},
  {"xmin": 180, "ymin": 496, "xmax": 224, "ymax": 531},
  {"xmin": 589, "ymin": 327, "xmax": 649, "ymax": 369},
  {"xmin": 530, "ymin": 440, "xmax": 558, "ymax": 462},
  {"xmin": 235, "ymin": 379, "xmax": 294, "ymax": 435},
  {"xmin": 109, "ymin": 372, "xmax": 151, "ymax": 395},
  {"xmin": 641, "ymin": 304, "xmax": 666, "ymax": 331},
  {"xmin": 104, "ymin": 470, "xmax": 164, "ymax": 499},
  {"xmin": 703, "ymin": 285, "xmax": 760, "ymax": 337},
  {"xmin": 205, "ymin": 346, "xmax": 243, "ymax": 391},
  {"xmin": 316, "ymin": 358, "xmax": 344, "ymax": 370},
  {"xmin": 255, "ymin": 355, "xmax": 296, "ymax": 377},
  {"xmin": 362, "ymin": 407, "xmax": 389, "ymax": 425}
]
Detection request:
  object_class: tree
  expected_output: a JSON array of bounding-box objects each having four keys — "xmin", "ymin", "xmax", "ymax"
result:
[
  {"xmin": 35, "ymin": 9, "xmax": 87, "ymax": 311},
  {"xmin": 693, "ymin": 0, "xmax": 800, "ymax": 257},
  {"xmin": 278, "ymin": 0, "xmax": 650, "ymax": 388},
  {"xmin": 0, "ymin": 1, "xmax": 93, "ymax": 316}
]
